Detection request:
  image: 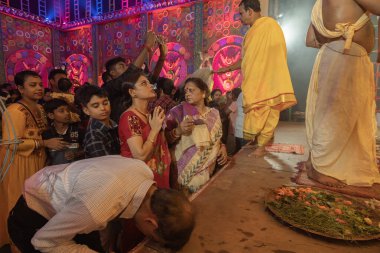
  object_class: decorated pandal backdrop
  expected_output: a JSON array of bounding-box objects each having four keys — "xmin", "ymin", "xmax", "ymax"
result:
[
  {"xmin": 1, "ymin": 16, "xmax": 53, "ymax": 86},
  {"xmin": 0, "ymin": 0, "xmax": 259, "ymax": 94},
  {"xmin": 0, "ymin": 0, "xmax": 378, "ymax": 112},
  {"xmin": 59, "ymin": 27, "xmax": 94, "ymax": 87}
]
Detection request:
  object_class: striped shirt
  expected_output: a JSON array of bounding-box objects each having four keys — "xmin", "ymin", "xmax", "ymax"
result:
[{"xmin": 23, "ymin": 155, "xmax": 154, "ymax": 253}]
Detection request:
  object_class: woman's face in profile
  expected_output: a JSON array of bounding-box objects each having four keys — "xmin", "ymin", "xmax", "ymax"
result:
[
  {"xmin": 184, "ymin": 82, "xmax": 205, "ymax": 106},
  {"xmin": 132, "ymin": 75, "xmax": 156, "ymax": 100}
]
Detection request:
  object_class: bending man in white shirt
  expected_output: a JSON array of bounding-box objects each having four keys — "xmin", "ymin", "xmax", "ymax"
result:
[{"xmin": 7, "ymin": 155, "xmax": 195, "ymax": 252}]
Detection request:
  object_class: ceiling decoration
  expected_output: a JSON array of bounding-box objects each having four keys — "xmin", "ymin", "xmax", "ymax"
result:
[{"xmin": 0, "ymin": 0, "xmax": 196, "ymax": 30}]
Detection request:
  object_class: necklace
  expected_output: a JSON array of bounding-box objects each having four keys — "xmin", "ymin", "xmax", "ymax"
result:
[{"xmin": 133, "ymin": 107, "xmax": 150, "ymax": 119}]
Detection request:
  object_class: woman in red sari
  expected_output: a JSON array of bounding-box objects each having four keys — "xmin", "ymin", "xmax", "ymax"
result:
[
  {"xmin": 117, "ymin": 70, "xmax": 172, "ymax": 252},
  {"xmin": 118, "ymin": 70, "xmax": 170, "ymax": 188}
]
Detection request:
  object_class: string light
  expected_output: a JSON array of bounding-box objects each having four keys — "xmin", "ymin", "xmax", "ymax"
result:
[
  {"xmin": 0, "ymin": 0, "xmax": 197, "ymax": 29},
  {"xmin": 0, "ymin": 6, "xmax": 62, "ymax": 28}
]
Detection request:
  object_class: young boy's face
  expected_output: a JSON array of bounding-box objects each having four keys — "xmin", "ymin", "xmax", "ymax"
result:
[
  {"xmin": 49, "ymin": 105, "xmax": 70, "ymax": 124},
  {"xmin": 83, "ymin": 95, "xmax": 111, "ymax": 122}
]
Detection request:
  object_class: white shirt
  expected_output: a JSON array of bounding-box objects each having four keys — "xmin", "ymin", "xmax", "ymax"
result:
[
  {"xmin": 234, "ymin": 93, "xmax": 244, "ymax": 138},
  {"xmin": 24, "ymin": 155, "xmax": 154, "ymax": 253}
]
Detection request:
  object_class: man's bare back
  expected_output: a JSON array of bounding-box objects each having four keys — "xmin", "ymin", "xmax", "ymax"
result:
[{"xmin": 308, "ymin": 0, "xmax": 380, "ymax": 53}]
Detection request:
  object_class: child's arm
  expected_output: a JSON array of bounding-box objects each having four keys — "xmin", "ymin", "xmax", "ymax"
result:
[
  {"xmin": 41, "ymin": 129, "xmax": 69, "ymax": 151},
  {"xmin": 64, "ymin": 149, "xmax": 84, "ymax": 161}
]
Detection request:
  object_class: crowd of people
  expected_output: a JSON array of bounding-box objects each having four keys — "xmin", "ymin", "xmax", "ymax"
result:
[
  {"xmin": 1, "ymin": 0, "xmax": 379, "ymax": 252},
  {"xmin": 0, "ymin": 22, "xmax": 236, "ymax": 253}
]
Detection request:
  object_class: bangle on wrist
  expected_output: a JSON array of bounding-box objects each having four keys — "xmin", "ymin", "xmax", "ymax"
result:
[{"xmin": 147, "ymin": 138, "xmax": 155, "ymax": 144}]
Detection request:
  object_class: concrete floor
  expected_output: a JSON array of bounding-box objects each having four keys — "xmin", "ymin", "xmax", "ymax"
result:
[{"xmin": 133, "ymin": 122, "xmax": 380, "ymax": 253}]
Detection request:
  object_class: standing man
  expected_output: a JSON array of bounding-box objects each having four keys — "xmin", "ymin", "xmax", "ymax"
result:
[
  {"xmin": 215, "ymin": 0, "xmax": 297, "ymax": 157},
  {"xmin": 305, "ymin": 0, "xmax": 380, "ymax": 187}
]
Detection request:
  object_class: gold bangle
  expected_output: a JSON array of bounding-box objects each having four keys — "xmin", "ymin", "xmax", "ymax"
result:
[{"xmin": 147, "ymin": 138, "xmax": 155, "ymax": 144}]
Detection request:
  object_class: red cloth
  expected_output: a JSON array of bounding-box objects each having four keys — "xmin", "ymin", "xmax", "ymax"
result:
[{"xmin": 119, "ymin": 110, "xmax": 170, "ymax": 188}]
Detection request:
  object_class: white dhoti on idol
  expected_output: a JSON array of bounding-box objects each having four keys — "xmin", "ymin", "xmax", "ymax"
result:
[{"xmin": 306, "ymin": 0, "xmax": 380, "ymax": 186}]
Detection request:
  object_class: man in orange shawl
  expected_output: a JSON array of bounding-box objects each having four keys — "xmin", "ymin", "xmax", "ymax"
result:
[{"xmin": 216, "ymin": 0, "xmax": 297, "ymax": 157}]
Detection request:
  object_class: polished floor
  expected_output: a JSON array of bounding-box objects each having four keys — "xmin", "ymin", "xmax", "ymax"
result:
[{"xmin": 133, "ymin": 122, "xmax": 380, "ymax": 253}]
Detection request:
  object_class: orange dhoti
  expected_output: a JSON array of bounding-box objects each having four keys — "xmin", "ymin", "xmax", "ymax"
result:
[{"xmin": 241, "ymin": 17, "xmax": 296, "ymax": 145}]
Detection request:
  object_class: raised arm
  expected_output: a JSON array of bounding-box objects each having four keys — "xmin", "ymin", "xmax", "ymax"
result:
[
  {"xmin": 151, "ymin": 38, "xmax": 168, "ymax": 83},
  {"xmin": 133, "ymin": 31, "xmax": 156, "ymax": 69}
]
